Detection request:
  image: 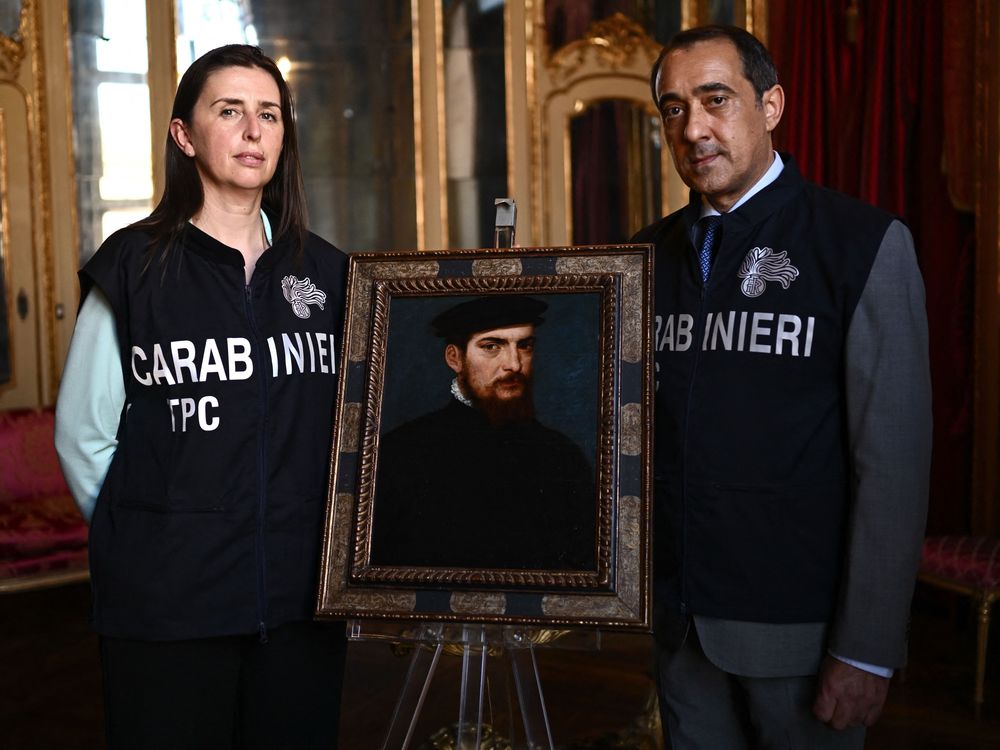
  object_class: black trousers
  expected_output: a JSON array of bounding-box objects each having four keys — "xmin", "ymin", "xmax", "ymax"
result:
[{"xmin": 100, "ymin": 620, "xmax": 347, "ymax": 750}]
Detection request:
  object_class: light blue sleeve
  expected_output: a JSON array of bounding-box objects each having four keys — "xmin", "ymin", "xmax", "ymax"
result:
[
  {"xmin": 54, "ymin": 287, "xmax": 125, "ymax": 521},
  {"xmin": 829, "ymin": 651, "xmax": 893, "ymax": 679}
]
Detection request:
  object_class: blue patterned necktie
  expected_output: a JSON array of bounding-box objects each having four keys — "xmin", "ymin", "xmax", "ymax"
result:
[{"xmin": 697, "ymin": 215, "xmax": 723, "ymax": 283}]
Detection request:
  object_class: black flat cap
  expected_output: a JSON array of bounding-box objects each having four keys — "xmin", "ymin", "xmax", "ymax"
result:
[{"xmin": 431, "ymin": 295, "xmax": 547, "ymax": 340}]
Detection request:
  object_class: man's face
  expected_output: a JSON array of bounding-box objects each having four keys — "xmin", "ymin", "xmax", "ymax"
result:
[
  {"xmin": 446, "ymin": 324, "xmax": 535, "ymax": 403},
  {"xmin": 655, "ymin": 38, "xmax": 783, "ymax": 212}
]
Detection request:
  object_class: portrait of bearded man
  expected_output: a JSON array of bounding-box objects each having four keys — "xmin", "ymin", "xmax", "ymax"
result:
[{"xmin": 369, "ymin": 295, "xmax": 597, "ymax": 571}]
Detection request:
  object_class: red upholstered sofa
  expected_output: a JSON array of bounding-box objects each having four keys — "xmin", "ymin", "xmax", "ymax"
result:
[{"xmin": 0, "ymin": 407, "xmax": 89, "ymax": 593}]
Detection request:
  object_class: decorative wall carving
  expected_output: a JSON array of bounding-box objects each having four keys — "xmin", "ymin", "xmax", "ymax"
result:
[{"xmin": 546, "ymin": 12, "xmax": 660, "ymax": 83}]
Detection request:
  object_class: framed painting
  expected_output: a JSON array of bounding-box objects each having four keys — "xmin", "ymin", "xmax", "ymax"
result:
[{"xmin": 316, "ymin": 245, "xmax": 653, "ymax": 629}]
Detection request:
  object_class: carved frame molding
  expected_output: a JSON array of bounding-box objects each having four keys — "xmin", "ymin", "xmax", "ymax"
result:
[{"xmin": 545, "ymin": 12, "xmax": 661, "ymax": 84}]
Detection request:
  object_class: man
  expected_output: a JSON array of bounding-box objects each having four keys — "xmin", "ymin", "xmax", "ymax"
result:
[
  {"xmin": 632, "ymin": 25, "xmax": 931, "ymax": 749},
  {"xmin": 370, "ymin": 295, "xmax": 596, "ymax": 571}
]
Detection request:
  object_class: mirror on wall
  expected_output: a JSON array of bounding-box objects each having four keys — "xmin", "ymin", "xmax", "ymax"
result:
[
  {"xmin": 540, "ymin": 1, "xmax": 680, "ymax": 245},
  {"xmin": 444, "ymin": 0, "xmax": 507, "ymax": 249},
  {"xmin": 70, "ymin": 0, "xmax": 154, "ymax": 265},
  {"xmin": 176, "ymin": 0, "xmax": 418, "ymax": 252},
  {"xmin": 569, "ymin": 99, "xmax": 662, "ymax": 244},
  {"xmin": 703, "ymin": 0, "xmax": 737, "ymax": 25},
  {"xmin": 239, "ymin": 1, "xmax": 417, "ymax": 251},
  {"xmin": 70, "ymin": 0, "xmax": 418, "ymax": 263},
  {"xmin": 0, "ymin": 1, "xmax": 21, "ymax": 38}
]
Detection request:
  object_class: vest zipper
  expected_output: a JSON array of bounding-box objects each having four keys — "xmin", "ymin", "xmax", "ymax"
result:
[{"xmin": 244, "ymin": 282, "xmax": 270, "ymax": 643}]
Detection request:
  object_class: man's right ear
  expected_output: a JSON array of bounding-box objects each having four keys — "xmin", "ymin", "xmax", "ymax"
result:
[
  {"xmin": 762, "ymin": 84, "xmax": 785, "ymax": 133},
  {"xmin": 170, "ymin": 119, "xmax": 196, "ymax": 157},
  {"xmin": 444, "ymin": 344, "xmax": 463, "ymax": 374}
]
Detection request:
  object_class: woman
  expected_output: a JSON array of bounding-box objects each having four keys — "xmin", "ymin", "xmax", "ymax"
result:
[{"xmin": 55, "ymin": 45, "xmax": 347, "ymax": 748}]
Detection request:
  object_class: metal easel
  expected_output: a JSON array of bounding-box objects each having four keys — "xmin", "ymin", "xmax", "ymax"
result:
[
  {"xmin": 369, "ymin": 621, "xmax": 563, "ymax": 750},
  {"xmin": 370, "ymin": 199, "xmax": 559, "ymax": 750}
]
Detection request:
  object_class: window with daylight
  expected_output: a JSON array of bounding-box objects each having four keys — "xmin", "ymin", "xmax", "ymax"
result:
[{"xmin": 70, "ymin": 0, "xmax": 154, "ymax": 264}]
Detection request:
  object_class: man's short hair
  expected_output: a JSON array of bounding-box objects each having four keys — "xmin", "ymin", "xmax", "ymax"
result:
[
  {"xmin": 431, "ymin": 295, "xmax": 547, "ymax": 347},
  {"xmin": 649, "ymin": 25, "xmax": 779, "ymax": 105}
]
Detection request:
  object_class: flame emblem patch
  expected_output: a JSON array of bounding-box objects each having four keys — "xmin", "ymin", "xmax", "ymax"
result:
[
  {"xmin": 281, "ymin": 275, "xmax": 327, "ymax": 319},
  {"xmin": 737, "ymin": 247, "xmax": 799, "ymax": 298}
]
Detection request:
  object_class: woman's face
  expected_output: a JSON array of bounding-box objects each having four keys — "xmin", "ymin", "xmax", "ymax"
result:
[{"xmin": 172, "ymin": 65, "xmax": 284, "ymax": 200}]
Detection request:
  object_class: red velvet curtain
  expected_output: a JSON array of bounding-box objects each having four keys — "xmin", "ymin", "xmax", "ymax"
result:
[{"xmin": 768, "ymin": 0, "xmax": 975, "ymax": 534}]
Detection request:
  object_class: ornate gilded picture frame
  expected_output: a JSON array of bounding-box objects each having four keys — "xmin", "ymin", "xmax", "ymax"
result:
[{"xmin": 316, "ymin": 245, "xmax": 653, "ymax": 629}]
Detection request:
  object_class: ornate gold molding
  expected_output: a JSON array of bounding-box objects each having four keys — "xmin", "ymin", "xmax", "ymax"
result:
[
  {"xmin": 410, "ymin": 0, "xmax": 448, "ymax": 251},
  {"xmin": 525, "ymin": 0, "xmax": 541, "ymax": 244},
  {"xmin": 681, "ymin": 0, "xmax": 699, "ymax": 29},
  {"xmin": 0, "ymin": 108, "xmax": 11, "ymax": 395},
  {"xmin": 746, "ymin": 0, "xmax": 769, "ymax": 47},
  {"xmin": 411, "ymin": 1, "xmax": 426, "ymax": 249},
  {"xmin": 31, "ymin": 0, "xmax": 62, "ymax": 404},
  {"xmin": 546, "ymin": 13, "xmax": 660, "ymax": 82},
  {"xmin": 0, "ymin": 2, "xmax": 28, "ymax": 82}
]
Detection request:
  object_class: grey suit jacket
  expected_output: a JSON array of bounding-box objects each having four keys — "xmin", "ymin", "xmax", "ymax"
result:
[{"xmin": 682, "ymin": 220, "xmax": 932, "ymax": 678}]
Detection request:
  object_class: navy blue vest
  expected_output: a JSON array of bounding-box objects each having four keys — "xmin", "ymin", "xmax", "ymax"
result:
[
  {"xmin": 634, "ymin": 156, "xmax": 893, "ymax": 623},
  {"xmin": 83, "ymin": 222, "xmax": 347, "ymax": 639}
]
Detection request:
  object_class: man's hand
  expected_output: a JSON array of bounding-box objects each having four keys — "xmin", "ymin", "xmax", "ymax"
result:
[{"xmin": 812, "ymin": 655, "xmax": 890, "ymax": 730}]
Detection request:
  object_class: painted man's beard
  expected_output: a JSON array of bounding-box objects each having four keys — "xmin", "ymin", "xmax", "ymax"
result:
[{"xmin": 461, "ymin": 373, "xmax": 535, "ymax": 426}]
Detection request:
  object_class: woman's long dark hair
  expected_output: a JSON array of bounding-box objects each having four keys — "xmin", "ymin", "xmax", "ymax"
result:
[{"xmin": 135, "ymin": 45, "xmax": 308, "ymax": 264}]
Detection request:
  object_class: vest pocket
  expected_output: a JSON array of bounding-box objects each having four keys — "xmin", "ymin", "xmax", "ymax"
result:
[
  {"xmin": 117, "ymin": 484, "xmax": 243, "ymax": 513},
  {"xmin": 115, "ymin": 427, "xmax": 250, "ymax": 513}
]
